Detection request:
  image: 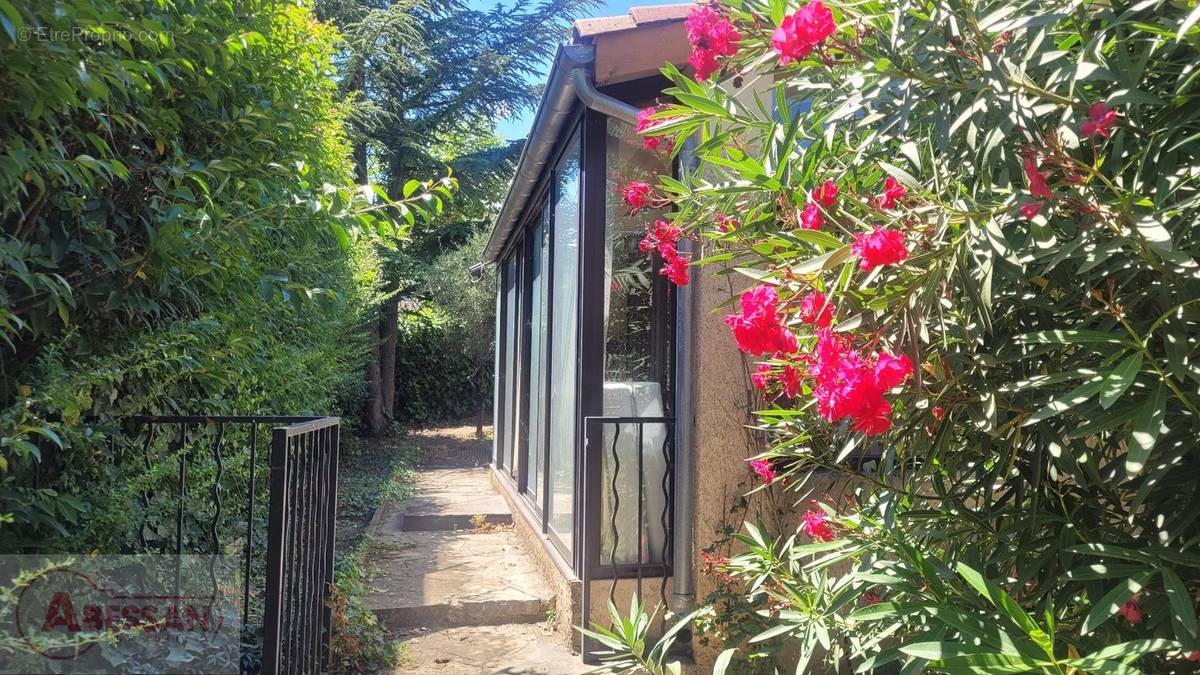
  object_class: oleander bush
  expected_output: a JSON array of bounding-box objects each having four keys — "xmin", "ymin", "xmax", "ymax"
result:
[{"xmin": 631, "ymin": 0, "xmax": 1200, "ymax": 671}]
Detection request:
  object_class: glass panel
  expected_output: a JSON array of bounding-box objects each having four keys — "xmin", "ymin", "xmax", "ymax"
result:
[
  {"xmin": 525, "ymin": 213, "xmax": 549, "ymax": 501},
  {"xmin": 493, "ymin": 265, "xmax": 502, "ymax": 466},
  {"xmin": 500, "ymin": 256, "xmax": 518, "ymax": 473},
  {"xmin": 600, "ymin": 117, "xmax": 673, "ymax": 566},
  {"xmin": 547, "ymin": 133, "xmax": 580, "ymax": 551}
]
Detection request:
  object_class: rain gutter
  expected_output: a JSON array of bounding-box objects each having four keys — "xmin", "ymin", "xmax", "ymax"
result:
[{"xmin": 482, "ymin": 44, "xmax": 638, "ymax": 262}]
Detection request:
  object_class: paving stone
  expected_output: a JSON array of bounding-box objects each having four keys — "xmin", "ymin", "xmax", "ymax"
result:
[
  {"xmin": 365, "ymin": 527, "xmax": 553, "ymax": 629},
  {"xmin": 393, "ymin": 624, "xmax": 586, "ymax": 675},
  {"xmin": 398, "ymin": 467, "xmax": 512, "ymax": 530}
]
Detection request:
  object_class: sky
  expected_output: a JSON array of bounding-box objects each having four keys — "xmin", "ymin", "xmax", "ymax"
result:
[{"xmin": 466, "ymin": 0, "xmax": 680, "ymax": 141}]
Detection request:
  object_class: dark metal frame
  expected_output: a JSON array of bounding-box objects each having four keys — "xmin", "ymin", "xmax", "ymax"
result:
[
  {"xmin": 132, "ymin": 415, "xmax": 340, "ymax": 675},
  {"xmin": 489, "ymin": 80, "xmax": 681, "ymax": 663}
]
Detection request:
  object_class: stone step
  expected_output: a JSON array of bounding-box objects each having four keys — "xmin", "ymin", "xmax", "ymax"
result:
[
  {"xmin": 364, "ymin": 527, "xmax": 554, "ymax": 631},
  {"xmin": 392, "ymin": 624, "xmax": 586, "ymax": 675},
  {"xmin": 395, "ymin": 466, "xmax": 512, "ymax": 532}
]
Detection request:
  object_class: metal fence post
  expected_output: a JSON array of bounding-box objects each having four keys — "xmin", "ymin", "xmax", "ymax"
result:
[{"xmin": 262, "ymin": 427, "xmax": 290, "ymax": 675}]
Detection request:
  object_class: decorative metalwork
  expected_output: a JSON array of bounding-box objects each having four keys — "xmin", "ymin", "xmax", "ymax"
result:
[{"xmin": 131, "ymin": 415, "xmax": 340, "ymax": 675}]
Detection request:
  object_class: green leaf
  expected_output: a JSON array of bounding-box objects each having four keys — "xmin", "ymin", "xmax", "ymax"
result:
[
  {"xmin": 1162, "ymin": 568, "xmax": 1198, "ymax": 641},
  {"xmin": 954, "ymin": 563, "xmax": 1050, "ymax": 654},
  {"xmin": 878, "ymin": 161, "xmax": 921, "ymax": 190},
  {"xmin": 899, "ymin": 642, "xmax": 995, "ymax": 660},
  {"xmin": 1179, "ymin": 4, "xmax": 1200, "ymax": 42},
  {"xmin": 1100, "ymin": 353, "xmax": 1142, "ymax": 409},
  {"xmin": 1126, "ymin": 383, "xmax": 1166, "ymax": 474},
  {"xmin": 0, "ymin": 0, "xmax": 23, "ymax": 42},
  {"xmin": 1016, "ymin": 330, "xmax": 1129, "ymax": 345},
  {"xmin": 931, "ymin": 653, "xmax": 1052, "ymax": 673},
  {"xmin": 713, "ymin": 648, "xmax": 736, "ymax": 675},
  {"xmin": 1022, "ymin": 377, "xmax": 1103, "ymax": 426},
  {"xmin": 1078, "ymin": 639, "xmax": 1181, "ymax": 664},
  {"xmin": 1080, "ymin": 573, "xmax": 1152, "ymax": 635},
  {"xmin": 850, "ymin": 601, "xmax": 921, "ymax": 621}
]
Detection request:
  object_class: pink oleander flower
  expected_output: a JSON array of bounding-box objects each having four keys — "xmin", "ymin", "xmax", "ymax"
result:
[
  {"xmin": 1118, "ymin": 598, "xmax": 1143, "ymax": 625},
  {"xmin": 875, "ymin": 352, "xmax": 913, "ymax": 390},
  {"xmin": 1080, "ymin": 102, "xmax": 1118, "ymax": 139},
  {"xmin": 623, "ymin": 181, "xmax": 654, "ymax": 210},
  {"xmin": 798, "ymin": 290, "xmax": 835, "ymax": 328},
  {"xmin": 716, "ymin": 214, "xmax": 741, "ymax": 232},
  {"xmin": 686, "ymin": 5, "xmax": 741, "ymax": 81},
  {"xmin": 801, "ymin": 509, "xmax": 836, "ymax": 541},
  {"xmin": 1188, "ymin": 651, "xmax": 1200, "ymax": 662},
  {"xmin": 749, "ymin": 458, "xmax": 776, "ymax": 484},
  {"xmin": 637, "ymin": 106, "xmax": 676, "ymax": 152},
  {"xmin": 876, "ymin": 176, "xmax": 906, "ymax": 210},
  {"xmin": 812, "ymin": 179, "xmax": 839, "ymax": 208},
  {"xmin": 799, "ymin": 201, "xmax": 824, "ymax": 230},
  {"xmin": 1020, "ymin": 201, "xmax": 1044, "ymax": 219},
  {"xmin": 660, "ymin": 253, "xmax": 690, "ymax": 286},
  {"xmin": 778, "ymin": 365, "xmax": 803, "ymax": 397},
  {"xmin": 1024, "ymin": 157, "xmax": 1053, "ymax": 199},
  {"xmin": 932, "ymin": 405, "xmax": 946, "ymax": 420},
  {"xmin": 773, "ymin": 1, "xmax": 836, "ymax": 66},
  {"xmin": 852, "ymin": 227, "xmax": 909, "ymax": 271},
  {"xmin": 807, "ymin": 329, "xmax": 910, "ymax": 436},
  {"xmin": 861, "ymin": 591, "xmax": 882, "ymax": 605},
  {"xmin": 725, "ymin": 285, "xmax": 798, "ymax": 355},
  {"xmin": 751, "ymin": 364, "xmax": 772, "ymax": 390}
]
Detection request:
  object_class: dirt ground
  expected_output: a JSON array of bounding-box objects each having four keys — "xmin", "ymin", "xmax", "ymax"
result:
[{"xmin": 406, "ymin": 421, "xmax": 494, "ymax": 467}]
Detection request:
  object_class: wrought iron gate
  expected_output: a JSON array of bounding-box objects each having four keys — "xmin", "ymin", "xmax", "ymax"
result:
[{"xmin": 132, "ymin": 416, "xmax": 340, "ymax": 675}]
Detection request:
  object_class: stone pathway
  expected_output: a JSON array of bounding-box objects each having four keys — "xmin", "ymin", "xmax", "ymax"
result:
[{"xmin": 361, "ymin": 424, "xmax": 585, "ymax": 675}]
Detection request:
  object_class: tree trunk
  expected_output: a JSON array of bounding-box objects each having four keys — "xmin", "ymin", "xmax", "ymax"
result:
[
  {"xmin": 367, "ymin": 316, "xmax": 387, "ymax": 436},
  {"xmin": 475, "ymin": 366, "xmax": 485, "ymax": 440},
  {"xmin": 380, "ymin": 297, "xmax": 399, "ymax": 422}
]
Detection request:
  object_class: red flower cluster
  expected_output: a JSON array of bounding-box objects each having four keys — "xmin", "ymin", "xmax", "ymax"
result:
[
  {"xmin": 1080, "ymin": 101, "xmax": 1118, "ymax": 139},
  {"xmin": 852, "ymin": 227, "xmax": 909, "ymax": 271},
  {"xmin": 749, "ymin": 458, "xmax": 776, "ymax": 484},
  {"xmin": 1118, "ymin": 598, "xmax": 1143, "ymax": 625},
  {"xmin": 876, "ymin": 176, "xmax": 906, "ymax": 209},
  {"xmin": 798, "ymin": 179, "xmax": 837, "ymax": 230},
  {"xmin": 800, "ymin": 510, "xmax": 836, "ymax": 541},
  {"xmin": 725, "ymin": 285, "xmax": 798, "ymax": 355},
  {"xmin": 799, "ymin": 202, "xmax": 824, "ymax": 230},
  {"xmin": 716, "ymin": 214, "xmax": 741, "ymax": 232},
  {"xmin": 772, "ymin": 1, "xmax": 836, "ymax": 66},
  {"xmin": 661, "ymin": 254, "xmax": 690, "ymax": 286},
  {"xmin": 1024, "ymin": 155, "xmax": 1052, "ymax": 199},
  {"xmin": 812, "ymin": 179, "xmax": 838, "ymax": 207},
  {"xmin": 639, "ymin": 219, "xmax": 690, "ymax": 286},
  {"xmin": 1021, "ymin": 152, "xmax": 1053, "ymax": 218},
  {"xmin": 860, "ymin": 591, "xmax": 882, "ymax": 605},
  {"xmin": 636, "ymin": 106, "xmax": 675, "ymax": 152},
  {"xmin": 752, "ymin": 363, "xmax": 803, "ymax": 397},
  {"xmin": 622, "ymin": 180, "xmax": 655, "ymax": 210},
  {"xmin": 807, "ymin": 329, "xmax": 912, "ymax": 435},
  {"xmin": 798, "ymin": 290, "xmax": 835, "ymax": 328},
  {"xmin": 685, "ymin": 5, "xmax": 741, "ymax": 81}
]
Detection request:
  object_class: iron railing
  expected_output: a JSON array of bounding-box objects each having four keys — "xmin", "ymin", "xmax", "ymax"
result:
[
  {"xmin": 131, "ymin": 416, "xmax": 340, "ymax": 675},
  {"xmin": 580, "ymin": 416, "xmax": 675, "ymax": 663}
]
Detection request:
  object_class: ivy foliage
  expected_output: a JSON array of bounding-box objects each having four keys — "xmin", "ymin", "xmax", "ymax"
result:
[
  {"xmin": 645, "ymin": 0, "xmax": 1200, "ymax": 671},
  {"xmin": 0, "ymin": 0, "xmax": 451, "ymax": 548}
]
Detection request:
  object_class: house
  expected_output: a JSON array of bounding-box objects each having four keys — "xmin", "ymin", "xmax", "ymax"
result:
[{"xmin": 482, "ymin": 5, "xmax": 770, "ymax": 668}]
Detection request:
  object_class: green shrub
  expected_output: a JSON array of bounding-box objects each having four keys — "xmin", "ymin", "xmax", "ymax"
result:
[
  {"xmin": 0, "ymin": 0, "xmax": 395, "ymax": 547},
  {"xmin": 392, "ymin": 307, "xmax": 492, "ymax": 426}
]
